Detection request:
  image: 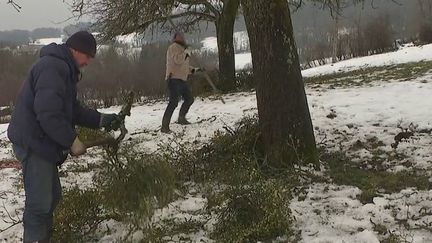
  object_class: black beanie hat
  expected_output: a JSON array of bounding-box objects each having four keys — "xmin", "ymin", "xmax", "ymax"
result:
[{"xmin": 66, "ymin": 31, "xmax": 97, "ymax": 58}]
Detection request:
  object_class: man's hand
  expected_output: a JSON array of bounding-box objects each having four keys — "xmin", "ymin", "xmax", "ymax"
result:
[
  {"xmin": 100, "ymin": 113, "xmax": 121, "ymax": 131},
  {"xmin": 70, "ymin": 137, "xmax": 86, "ymax": 156}
]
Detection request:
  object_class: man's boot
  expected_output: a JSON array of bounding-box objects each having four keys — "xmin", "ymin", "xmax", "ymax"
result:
[
  {"xmin": 161, "ymin": 116, "xmax": 172, "ymax": 133},
  {"xmin": 177, "ymin": 116, "xmax": 191, "ymax": 125}
]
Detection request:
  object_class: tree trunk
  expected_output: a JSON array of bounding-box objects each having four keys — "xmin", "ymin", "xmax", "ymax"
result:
[
  {"xmin": 216, "ymin": 0, "xmax": 240, "ymax": 91},
  {"xmin": 332, "ymin": 14, "xmax": 339, "ymax": 63},
  {"xmin": 242, "ymin": 0, "xmax": 318, "ymax": 167}
]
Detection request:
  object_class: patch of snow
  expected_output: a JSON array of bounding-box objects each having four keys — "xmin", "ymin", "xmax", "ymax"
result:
[{"xmin": 115, "ymin": 33, "xmax": 143, "ymax": 47}]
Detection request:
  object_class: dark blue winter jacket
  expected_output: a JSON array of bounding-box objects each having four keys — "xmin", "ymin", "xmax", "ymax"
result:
[{"xmin": 8, "ymin": 43, "xmax": 101, "ymax": 165}]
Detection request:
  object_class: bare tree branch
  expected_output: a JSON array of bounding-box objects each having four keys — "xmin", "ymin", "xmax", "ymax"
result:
[
  {"xmin": 67, "ymin": 0, "xmax": 221, "ymax": 40},
  {"xmin": 0, "ymin": 201, "xmax": 22, "ymax": 233},
  {"xmin": 6, "ymin": 0, "xmax": 22, "ymax": 12}
]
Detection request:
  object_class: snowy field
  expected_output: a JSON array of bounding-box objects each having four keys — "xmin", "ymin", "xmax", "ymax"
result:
[
  {"xmin": 202, "ymin": 31, "xmax": 432, "ymax": 73},
  {"xmin": 0, "ymin": 43, "xmax": 432, "ymax": 242}
]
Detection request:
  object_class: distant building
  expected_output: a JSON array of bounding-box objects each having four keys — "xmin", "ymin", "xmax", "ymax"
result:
[
  {"xmin": 29, "ymin": 35, "xmax": 65, "ymax": 47},
  {"xmin": 16, "ymin": 35, "xmax": 66, "ymax": 54}
]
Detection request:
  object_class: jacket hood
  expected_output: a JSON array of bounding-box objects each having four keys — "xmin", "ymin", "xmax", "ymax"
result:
[{"xmin": 40, "ymin": 43, "xmax": 80, "ymax": 76}]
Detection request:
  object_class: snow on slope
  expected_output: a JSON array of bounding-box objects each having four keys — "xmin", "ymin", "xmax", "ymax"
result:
[{"xmin": 201, "ymin": 32, "xmax": 432, "ymax": 72}]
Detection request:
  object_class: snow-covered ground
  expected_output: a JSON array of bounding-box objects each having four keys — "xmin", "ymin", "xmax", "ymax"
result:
[
  {"xmin": 302, "ymin": 43, "xmax": 432, "ymax": 77},
  {"xmin": 201, "ymin": 31, "xmax": 432, "ymax": 73},
  {"xmin": 1, "ymin": 43, "xmax": 432, "ymax": 242}
]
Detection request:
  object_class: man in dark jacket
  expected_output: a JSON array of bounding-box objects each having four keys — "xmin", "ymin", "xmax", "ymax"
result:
[{"xmin": 7, "ymin": 31, "xmax": 119, "ymax": 243}]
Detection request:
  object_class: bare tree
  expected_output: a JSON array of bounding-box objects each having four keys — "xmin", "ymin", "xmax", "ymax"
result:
[
  {"xmin": 331, "ymin": 13, "xmax": 340, "ymax": 63},
  {"xmin": 69, "ymin": 0, "xmax": 240, "ymax": 91},
  {"xmin": 417, "ymin": 0, "xmax": 432, "ymax": 19},
  {"xmin": 241, "ymin": 0, "xmax": 319, "ymax": 167},
  {"xmin": 417, "ymin": 0, "xmax": 432, "ymax": 43},
  {"xmin": 363, "ymin": 14, "xmax": 394, "ymax": 54},
  {"xmin": 240, "ymin": 0, "xmax": 398, "ymax": 167}
]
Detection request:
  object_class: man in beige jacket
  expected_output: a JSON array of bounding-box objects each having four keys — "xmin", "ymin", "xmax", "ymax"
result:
[{"xmin": 161, "ymin": 32, "xmax": 201, "ymax": 133}]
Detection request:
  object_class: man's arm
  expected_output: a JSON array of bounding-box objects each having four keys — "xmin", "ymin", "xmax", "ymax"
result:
[{"xmin": 73, "ymin": 100, "xmax": 101, "ymax": 129}]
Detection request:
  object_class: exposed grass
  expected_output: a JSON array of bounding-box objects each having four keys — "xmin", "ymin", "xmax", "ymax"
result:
[
  {"xmin": 305, "ymin": 61, "xmax": 432, "ymax": 88},
  {"xmin": 321, "ymin": 150, "xmax": 431, "ymax": 204}
]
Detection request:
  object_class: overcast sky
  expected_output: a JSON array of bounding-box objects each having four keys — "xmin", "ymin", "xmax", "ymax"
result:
[{"xmin": 0, "ymin": 0, "xmax": 83, "ymax": 31}]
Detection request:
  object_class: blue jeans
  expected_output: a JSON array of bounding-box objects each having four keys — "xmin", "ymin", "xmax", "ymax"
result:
[{"xmin": 13, "ymin": 144, "xmax": 61, "ymax": 242}]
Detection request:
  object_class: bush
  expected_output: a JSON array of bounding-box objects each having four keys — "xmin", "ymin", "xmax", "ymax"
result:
[
  {"xmin": 96, "ymin": 147, "xmax": 177, "ymax": 220},
  {"xmin": 159, "ymin": 116, "xmax": 300, "ymax": 242},
  {"xmin": 212, "ymin": 179, "xmax": 297, "ymax": 242},
  {"xmin": 52, "ymin": 143, "xmax": 178, "ymax": 241},
  {"xmin": 159, "ymin": 115, "xmax": 263, "ymax": 185},
  {"xmin": 0, "ymin": 49, "xmax": 38, "ymax": 106},
  {"xmin": 57, "ymin": 115, "xmax": 303, "ymax": 242},
  {"xmin": 155, "ymin": 115, "xmax": 302, "ymax": 241},
  {"xmin": 52, "ymin": 188, "xmax": 106, "ymax": 243},
  {"xmin": 0, "ymin": 42, "xmax": 219, "ymax": 107},
  {"xmin": 235, "ymin": 69, "xmax": 255, "ymax": 91}
]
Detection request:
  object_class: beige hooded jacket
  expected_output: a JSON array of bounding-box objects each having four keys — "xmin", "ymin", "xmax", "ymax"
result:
[{"xmin": 165, "ymin": 42, "xmax": 194, "ymax": 81}]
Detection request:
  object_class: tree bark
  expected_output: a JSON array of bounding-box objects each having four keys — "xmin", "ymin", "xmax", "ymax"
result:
[
  {"xmin": 332, "ymin": 14, "xmax": 339, "ymax": 63},
  {"xmin": 216, "ymin": 0, "xmax": 240, "ymax": 91},
  {"xmin": 242, "ymin": 0, "xmax": 318, "ymax": 167}
]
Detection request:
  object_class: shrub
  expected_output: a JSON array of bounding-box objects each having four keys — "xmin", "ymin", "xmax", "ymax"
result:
[
  {"xmin": 198, "ymin": 116, "xmax": 263, "ymax": 183},
  {"xmin": 235, "ymin": 69, "xmax": 255, "ymax": 91},
  {"xmin": 212, "ymin": 179, "xmax": 297, "ymax": 242},
  {"xmin": 96, "ymin": 147, "xmax": 177, "ymax": 220},
  {"xmin": 53, "ymin": 144, "xmax": 178, "ymax": 241},
  {"xmin": 52, "ymin": 188, "xmax": 106, "ymax": 243}
]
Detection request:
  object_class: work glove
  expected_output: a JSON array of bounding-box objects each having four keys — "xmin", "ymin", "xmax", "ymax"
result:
[
  {"xmin": 191, "ymin": 67, "xmax": 204, "ymax": 74},
  {"xmin": 100, "ymin": 113, "xmax": 121, "ymax": 131},
  {"xmin": 70, "ymin": 137, "xmax": 86, "ymax": 156}
]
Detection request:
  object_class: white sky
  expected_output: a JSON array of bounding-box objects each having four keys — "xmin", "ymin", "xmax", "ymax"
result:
[{"xmin": 0, "ymin": 0, "xmax": 83, "ymax": 30}]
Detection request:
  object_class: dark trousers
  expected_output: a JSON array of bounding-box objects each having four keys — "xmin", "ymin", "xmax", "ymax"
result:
[
  {"xmin": 13, "ymin": 144, "xmax": 61, "ymax": 242},
  {"xmin": 162, "ymin": 78, "xmax": 194, "ymax": 125}
]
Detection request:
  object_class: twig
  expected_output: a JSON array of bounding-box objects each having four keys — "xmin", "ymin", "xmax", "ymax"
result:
[
  {"xmin": 0, "ymin": 201, "xmax": 22, "ymax": 233},
  {"xmin": 195, "ymin": 115, "xmax": 217, "ymax": 124},
  {"xmin": 7, "ymin": 0, "xmax": 21, "ymax": 12}
]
